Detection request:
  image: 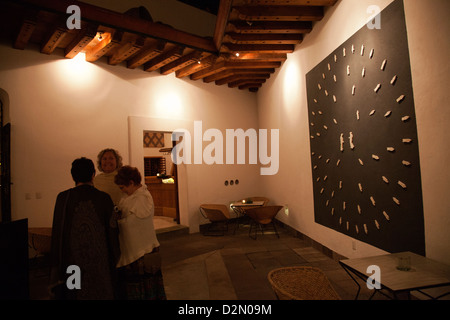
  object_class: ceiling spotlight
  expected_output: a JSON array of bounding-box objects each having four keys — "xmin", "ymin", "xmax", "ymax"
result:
[
  {"xmin": 98, "ymin": 32, "xmax": 103, "ymax": 41},
  {"xmin": 235, "ymin": 52, "xmax": 240, "ymax": 57}
]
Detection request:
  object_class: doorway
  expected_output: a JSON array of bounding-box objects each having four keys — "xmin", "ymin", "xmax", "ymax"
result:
[
  {"xmin": 143, "ymin": 130, "xmax": 180, "ymax": 229},
  {"xmin": 129, "ymin": 116, "xmax": 191, "ymax": 232}
]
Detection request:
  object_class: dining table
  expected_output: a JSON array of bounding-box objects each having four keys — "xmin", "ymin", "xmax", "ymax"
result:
[
  {"xmin": 229, "ymin": 200, "xmax": 265, "ymax": 233},
  {"xmin": 339, "ymin": 251, "xmax": 450, "ymax": 300}
]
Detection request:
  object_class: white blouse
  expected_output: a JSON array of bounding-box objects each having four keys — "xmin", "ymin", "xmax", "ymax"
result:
[
  {"xmin": 93, "ymin": 171, "xmax": 124, "ymax": 206},
  {"xmin": 116, "ymin": 185, "xmax": 160, "ymax": 268}
]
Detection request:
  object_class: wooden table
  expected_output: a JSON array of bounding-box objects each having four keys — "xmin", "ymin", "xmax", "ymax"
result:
[
  {"xmin": 230, "ymin": 200, "xmax": 265, "ymax": 216},
  {"xmin": 340, "ymin": 251, "xmax": 450, "ymax": 300},
  {"xmin": 230, "ymin": 201, "xmax": 265, "ymax": 233}
]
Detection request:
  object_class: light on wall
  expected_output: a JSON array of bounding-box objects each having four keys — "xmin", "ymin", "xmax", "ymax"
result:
[
  {"xmin": 55, "ymin": 52, "xmax": 98, "ymax": 89},
  {"xmin": 155, "ymin": 91, "xmax": 183, "ymax": 118},
  {"xmin": 281, "ymin": 57, "xmax": 303, "ymax": 123},
  {"xmin": 282, "ymin": 58, "xmax": 302, "ymax": 105}
]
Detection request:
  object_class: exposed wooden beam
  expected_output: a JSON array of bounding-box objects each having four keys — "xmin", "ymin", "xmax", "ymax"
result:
[
  {"xmin": 160, "ymin": 51, "xmax": 209, "ymax": 75},
  {"xmin": 190, "ymin": 61, "xmax": 228, "ymax": 80},
  {"xmin": 224, "ymin": 52, "xmax": 287, "ymax": 61},
  {"xmin": 13, "ymin": 18, "xmax": 37, "ymax": 50},
  {"xmin": 18, "ymin": 0, "xmax": 217, "ymax": 53},
  {"xmin": 223, "ymin": 43, "xmax": 294, "ymax": 54},
  {"xmin": 0, "ymin": 0, "xmax": 340, "ymax": 91},
  {"xmin": 215, "ymin": 73, "xmax": 269, "ymax": 85},
  {"xmin": 127, "ymin": 39, "xmax": 166, "ymax": 69},
  {"xmin": 85, "ymin": 29, "xmax": 121, "ymax": 62},
  {"xmin": 228, "ymin": 78, "xmax": 266, "ymax": 88},
  {"xmin": 40, "ymin": 25, "xmax": 67, "ymax": 54},
  {"xmin": 176, "ymin": 54, "xmax": 219, "ymax": 78},
  {"xmin": 213, "ymin": 0, "xmax": 233, "ymax": 51},
  {"xmin": 191, "ymin": 60, "xmax": 281, "ymax": 80},
  {"xmin": 229, "ymin": 21, "xmax": 312, "ymax": 34},
  {"xmin": 240, "ymin": 83, "xmax": 262, "ymax": 91},
  {"xmin": 232, "ymin": 0, "xmax": 338, "ymax": 6},
  {"xmin": 203, "ymin": 68, "xmax": 275, "ymax": 83},
  {"xmin": 108, "ymin": 35, "xmax": 145, "ymax": 65},
  {"xmin": 144, "ymin": 45, "xmax": 185, "ymax": 72},
  {"xmin": 226, "ymin": 60, "xmax": 282, "ymax": 69},
  {"xmin": 64, "ymin": 25, "xmax": 97, "ymax": 59},
  {"xmin": 225, "ymin": 32, "xmax": 302, "ymax": 44},
  {"xmin": 232, "ymin": 6, "xmax": 324, "ymax": 21}
]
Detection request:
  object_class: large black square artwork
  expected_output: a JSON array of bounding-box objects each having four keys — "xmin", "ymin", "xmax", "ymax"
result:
[{"xmin": 306, "ymin": 0, "xmax": 425, "ymax": 255}]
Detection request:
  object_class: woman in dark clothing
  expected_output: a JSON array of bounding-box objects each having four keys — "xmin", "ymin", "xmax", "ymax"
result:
[{"xmin": 49, "ymin": 157, "xmax": 120, "ymax": 299}]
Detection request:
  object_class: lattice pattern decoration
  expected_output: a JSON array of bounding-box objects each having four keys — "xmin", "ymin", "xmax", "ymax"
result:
[{"xmin": 143, "ymin": 131, "xmax": 165, "ymax": 148}]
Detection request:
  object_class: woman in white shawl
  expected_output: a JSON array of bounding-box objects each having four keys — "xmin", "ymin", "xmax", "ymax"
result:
[{"xmin": 114, "ymin": 165, "xmax": 166, "ymax": 300}]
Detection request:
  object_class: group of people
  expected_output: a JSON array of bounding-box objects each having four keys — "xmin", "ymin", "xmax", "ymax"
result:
[{"xmin": 49, "ymin": 149, "xmax": 166, "ymax": 300}]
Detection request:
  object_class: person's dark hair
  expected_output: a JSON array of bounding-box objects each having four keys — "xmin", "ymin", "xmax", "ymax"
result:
[
  {"xmin": 71, "ymin": 157, "xmax": 95, "ymax": 184},
  {"xmin": 114, "ymin": 165, "xmax": 142, "ymax": 186},
  {"xmin": 96, "ymin": 148, "xmax": 123, "ymax": 172}
]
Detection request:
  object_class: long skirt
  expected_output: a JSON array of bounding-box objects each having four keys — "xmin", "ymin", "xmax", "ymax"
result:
[{"xmin": 118, "ymin": 248, "xmax": 166, "ymax": 300}]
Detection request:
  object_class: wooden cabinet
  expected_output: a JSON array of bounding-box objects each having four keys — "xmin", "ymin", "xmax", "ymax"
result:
[{"xmin": 146, "ymin": 178, "xmax": 178, "ymax": 220}]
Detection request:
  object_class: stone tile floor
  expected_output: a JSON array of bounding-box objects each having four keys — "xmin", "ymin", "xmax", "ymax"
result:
[
  {"xmin": 29, "ymin": 220, "xmax": 448, "ymax": 301},
  {"xmin": 158, "ymin": 223, "xmax": 383, "ymax": 300}
]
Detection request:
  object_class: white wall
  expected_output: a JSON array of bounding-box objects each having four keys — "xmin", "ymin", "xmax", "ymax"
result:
[
  {"xmin": 258, "ymin": 0, "xmax": 450, "ymax": 264},
  {"xmin": 2, "ymin": 0, "xmax": 448, "ymax": 264},
  {"xmin": 0, "ymin": 43, "xmax": 262, "ymax": 231}
]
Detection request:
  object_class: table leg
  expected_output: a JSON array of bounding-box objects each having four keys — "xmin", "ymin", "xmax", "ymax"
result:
[
  {"xmin": 415, "ymin": 289, "xmax": 450, "ymax": 300},
  {"xmin": 340, "ymin": 263, "xmax": 361, "ymax": 300}
]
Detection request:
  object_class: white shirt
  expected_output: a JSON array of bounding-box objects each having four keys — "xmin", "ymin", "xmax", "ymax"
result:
[
  {"xmin": 93, "ymin": 171, "xmax": 124, "ymax": 206},
  {"xmin": 116, "ymin": 185, "xmax": 160, "ymax": 267}
]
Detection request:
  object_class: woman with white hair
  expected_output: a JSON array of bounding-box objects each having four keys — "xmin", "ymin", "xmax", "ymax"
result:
[{"xmin": 93, "ymin": 148, "xmax": 124, "ymax": 206}]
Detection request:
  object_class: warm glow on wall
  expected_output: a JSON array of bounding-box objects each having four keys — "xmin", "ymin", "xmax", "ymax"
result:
[
  {"xmin": 283, "ymin": 59, "xmax": 301, "ymax": 99},
  {"xmin": 155, "ymin": 90, "xmax": 184, "ymax": 118},
  {"xmin": 56, "ymin": 52, "xmax": 98, "ymax": 89},
  {"xmin": 282, "ymin": 58, "xmax": 302, "ymax": 111}
]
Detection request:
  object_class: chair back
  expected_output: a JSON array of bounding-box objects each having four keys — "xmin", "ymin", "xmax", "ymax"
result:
[
  {"xmin": 245, "ymin": 205, "xmax": 283, "ymax": 224},
  {"xmin": 199, "ymin": 204, "xmax": 231, "ymax": 221}
]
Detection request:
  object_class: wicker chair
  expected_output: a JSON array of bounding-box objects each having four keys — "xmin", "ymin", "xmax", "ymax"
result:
[
  {"xmin": 28, "ymin": 228, "xmax": 52, "ymax": 256},
  {"xmin": 199, "ymin": 204, "xmax": 233, "ymax": 236},
  {"xmin": 244, "ymin": 205, "xmax": 282, "ymax": 240},
  {"xmin": 268, "ymin": 266, "xmax": 341, "ymax": 300}
]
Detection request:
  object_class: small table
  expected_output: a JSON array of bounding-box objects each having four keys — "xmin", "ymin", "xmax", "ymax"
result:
[
  {"xmin": 230, "ymin": 201, "xmax": 265, "ymax": 216},
  {"xmin": 340, "ymin": 251, "xmax": 450, "ymax": 300},
  {"xmin": 230, "ymin": 201, "xmax": 265, "ymax": 233}
]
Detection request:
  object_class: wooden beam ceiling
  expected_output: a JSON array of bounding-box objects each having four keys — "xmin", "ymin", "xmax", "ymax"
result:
[{"xmin": 0, "ymin": 0, "xmax": 338, "ymax": 92}]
